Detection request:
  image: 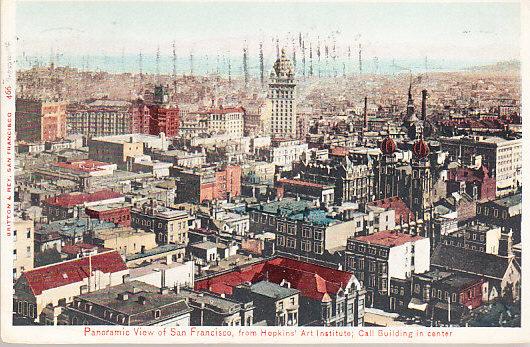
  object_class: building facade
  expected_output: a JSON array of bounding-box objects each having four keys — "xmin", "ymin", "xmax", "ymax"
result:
[
  {"xmin": 265, "ymin": 49, "xmax": 297, "ymax": 139},
  {"xmin": 16, "ymin": 99, "xmax": 67, "ymax": 142}
]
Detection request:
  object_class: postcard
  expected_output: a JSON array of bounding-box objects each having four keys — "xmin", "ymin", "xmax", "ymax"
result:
[{"xmin": 1, "ymin": 0, "xmax": 529, "ymax": 344}]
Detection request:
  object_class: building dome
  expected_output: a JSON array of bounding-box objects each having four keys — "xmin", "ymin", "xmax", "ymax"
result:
[
  {"xmin": 272, "ymin": 49, "xmax": 294, "ymax": 78},
  {"xmin": 413, "ymin": 139, "xmax": 430, "ymax": 159},
  {"xmin": 380, "ymin": 136, "xmax": 396, "ymax": 155}
]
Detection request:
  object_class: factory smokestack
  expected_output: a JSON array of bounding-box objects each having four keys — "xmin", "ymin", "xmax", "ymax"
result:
[
  {"xmin": 363, "ymin": 97, "xmax": 368, "ymax": 129},
  {"xmin": 421, "ymin": 89, "xmax": 428, "ymax": 120}
]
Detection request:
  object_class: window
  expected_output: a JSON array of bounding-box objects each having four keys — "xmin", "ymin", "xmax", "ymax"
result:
[
  {"xmin": 153, "ymin": 310, "xmax": 161, "ymax": 319},
  {"xmin": 290, "ymin": 297, "xmax": 295, "ymax": 305},
  {"xmin": 452, "ymin": 293, "xmax": 457, "ymax": 302},
  {"xmin": 314, "ymin": 230, "xmax": 323, "ymax": 241},
  {"xmin": 437, "ymin": 290, "xmax": 442, "ymax": 299},
  {"xmin": 314, "ymin": 242, "xmax": 323, "ymax": 254},
  {"xmin": 414, "ymin": 284, "xmax": 420, "ymax": 294},
  {"xmin": 278, "ymin": 302, "xmax": 283, "ymax": 310}
]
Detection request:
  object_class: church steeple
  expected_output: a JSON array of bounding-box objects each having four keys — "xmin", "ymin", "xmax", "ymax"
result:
[{"xmin": 406, "ymin": 81, "xmax": 415, "ymax": 117}]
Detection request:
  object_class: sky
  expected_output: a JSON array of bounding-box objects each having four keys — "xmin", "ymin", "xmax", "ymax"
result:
[{"xmin": 16, "ymin": 1, "xmax": 521, "ymax": 63}]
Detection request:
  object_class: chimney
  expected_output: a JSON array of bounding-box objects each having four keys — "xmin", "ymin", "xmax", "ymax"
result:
[
  {"xmin": 117, "ymin": 292, "xmax": 129, "ymax": 301},
  {"xmin": 363, "ymin": 97, "xmax": 368, "ymax": 129},
  {"xmin": 161, "ymin": 269, "xmax": 166, "ymax": 288},
  {"xmin": 421, "ymin": 89, "xmax": 427, "ymax": 121},
  {"xmin": 160, "ymin": 287, "xmax": 169, "ymax": 295},
  {"xmin": 176, "ymin": 283, "xmax": 181, "ymax": 294}
]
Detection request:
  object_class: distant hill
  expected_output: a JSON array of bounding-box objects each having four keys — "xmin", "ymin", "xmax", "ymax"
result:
[{"xmin": 467, "ymin": 60, "xmax": 520, "ymax": 73}]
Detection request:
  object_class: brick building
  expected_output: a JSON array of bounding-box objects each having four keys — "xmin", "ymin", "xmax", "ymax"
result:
[
  {"xmin": 85, "ymin": 203, "xmax": 132, "ymax": 227},
  {"xmin": 42, "ymin": 190, "xmax": 125, "ymax": 222},
  {"xmin": 16, "ymin": 98, "xmax": 67, "ymax": 142},
  {"xmin": 171, "ymin": 165, "xmax": 241, "ymax": 204},
  {"xmin": 446, "ymin": 165, "xmax": 496, "ymax": 201},
  {"xmin": 148, "ymin": 105, "xmax": 180, "ymax": 137}
]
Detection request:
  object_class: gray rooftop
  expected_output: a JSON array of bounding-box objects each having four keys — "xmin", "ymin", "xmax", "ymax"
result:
[
  {"xmin": 250, "ymin": 281, "xmax": 299, "ymax": 299},
  {"xmin": 77, "ymin": 280, "xmax": 190, "ymax": 316}
]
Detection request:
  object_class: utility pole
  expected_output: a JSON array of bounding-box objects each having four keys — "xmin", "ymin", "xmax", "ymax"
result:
[
  {"xmin": 259, "ymin": 42, "xmax": 264, "ymax": 87},
  {"xmin": 243, "ymin": 45, "xmax": 249, "ymax": 86},
  {"xmin": 358, "ymin": 43, "xmax": 363, "ymax": 75}
]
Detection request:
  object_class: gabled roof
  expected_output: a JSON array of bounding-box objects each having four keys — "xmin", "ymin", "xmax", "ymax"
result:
[
  {"xmin": 19, "ymin": 250, "xmax": 127, "ymax": 296},
  {"xmin": 368, "ymin": 196, "xmax": 415, "ymax": 223},
  {"xmin": 431, "ymin": 244, "xmax": 515, "ymax": 280},
  {"xmin": 195, "ymin": 257, "xmax": 356, "ymax": 302}
]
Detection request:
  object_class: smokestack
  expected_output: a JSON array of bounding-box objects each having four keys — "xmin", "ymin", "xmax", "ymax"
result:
[
  {"xmin": 421, "ymin": 89, "xmax": 428, "ymax": 121},
  {"xmin": 363, "ymin": 97, "xmax": 368, "ymax": 129}
]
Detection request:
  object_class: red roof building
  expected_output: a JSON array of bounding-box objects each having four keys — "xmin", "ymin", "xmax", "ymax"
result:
[
  {"xmin": 195, "ymin": 256, "xmax": 365, "ymax": 326},
  {"xmin": 447, "ymin": 165, "xmax": 496, "ymax": 201},
  {"xmin": 368, "ymin": 196, "xmax": 415, "ymax": 224},
  {"xmin": 43, "ymin": 190, "xmax": 125, "ymax": 222},
  {"xmin": 354, "ymin": 230, "xmax": 424, "ymax": 247},
  {"xmin": 44, "ymin": 190, "xmax": 124, "ymax": 208},
  {"xmin": 14, "ymin": 250, "xmax": 129, "ymax": 322}
]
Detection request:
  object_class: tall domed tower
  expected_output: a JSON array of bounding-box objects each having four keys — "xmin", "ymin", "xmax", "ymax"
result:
[
  {"xmin": 376, "ymin": 136, "xmax": 400, "ymax": 200},
  {"xmin": 409, "ymin": 137, "xmax": 433, "ymax": 235},
  {"xmin": 265, "ymin": 48, "xmax": 297, "ymax": 139}
]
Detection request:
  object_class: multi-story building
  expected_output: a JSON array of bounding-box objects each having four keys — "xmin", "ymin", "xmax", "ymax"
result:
[
  {"xmin": 88, "ymin": 136, "xmax": 144, "ymax": 170},
  {"xmin": 248, "ymin": 198, "xmax": 315, "ymax": 235},
  {"xmin": 13, "ymin": 216, "xmax": 35, "ymax": 280},
  {"xmin": 476, "ymin": 193, "xmax": 521, "ymax": 243},
  {"xmin": 42, "ymin": 189, "xmax": 125, "ymax": 222},
  {"xmin": 276, "ymin": 178, "xmax": 335, "ymax": 208},
  {"xmin": 171, "ymin": 165, "xmax": 241, "ymax": 204},
  {"xmin": 195, "ymin": 256, "xmax": 365, "ymax": 326},
  {"xmin": 446, "ymin": 165, "xmax": 497, "ymax": 201},
  {"xmin": 85, "ymin": 203, "xmax": 132, "ymax": 227},
  {"xmin": 178, "ymin": 287, "xmax": 254, "ymax": 326},
  {"xmin": 148, "ymin": 104, "xmax": 180, "ymax": 138},
  {"xmin": 13, "ymin": 250, "xmax": 128, "ymax": 324},
  {"xmin": 88, "ymin": 133, "xmax": 169, "ymax": 169},
  {"xmin": 407, "ymin": 270, "xmax": 486, "ymax": 326},
  {"xmin": 431, "ymin": 243, "xmax": 520, "ymax": 302},
  {"xmin": 345, "ymin": 230, "xmax": 430, "ymax": 309},
  {"xmin": 198, "ymin": 107, "xmax": 244, "ymax": 138},
  {"xmin": 258, "ymin": 138, "xmax": 308, "ymax": 171},
  {"xmin": 265, "ymin": 49, "xmax": 297, "ymax": 139},
  {"xmin": 442, "ymin": 222, "xmax": 502, "ymax": 254},
  {"xmin": 131, "ymin": 199, "xmax": 191, "ymax": 245},
  {"xmin": 87, "ymin": 227, "xmax": 158, "ymax": 256},
  {"xmin": 66, "ymin": 100, "xmax": 133, "ymax": 137},
  {"xmin": 63, "ymin": 281, "xmax": 192, "ymax": 326},
  {"xmin": 16, "ymin": 98, "xmax": 67, "ymax": 142},
  {"xmin": 232, "ymin": 281, "xmax": 300, "ymax": 326},
  {"xmin": 295, "ymin": 153, "xmax": 373, "ymax": 205},
  {"xmin": 440, "ymin": 136, "xmax": 522, "ymax": 196},
  {"xmin": 273, "ymin": 208, "xmax": 361, "ymax": 264}
]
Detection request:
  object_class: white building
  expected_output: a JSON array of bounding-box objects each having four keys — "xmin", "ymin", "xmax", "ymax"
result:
[
  {"xmin": 258, "ymin": 138, "xmax": 308, "ymax": 171},
  {"xmin": 440, "ymin": 136, "xmax": 522, "ymax": 196},
  {"xmin": 265, "ymin": 49, "xmax": 297, "ymax": 139},
  {"xmin": 130, "ymin": 260, "xmax": 195, "ymax": 289},
  {"xmin": 345, "ymin": 231, "xmax": 430, "ymax": 307},
  {"xmin": 199, "ymin": 107, "xmax": 244, "ymax": 138}
]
